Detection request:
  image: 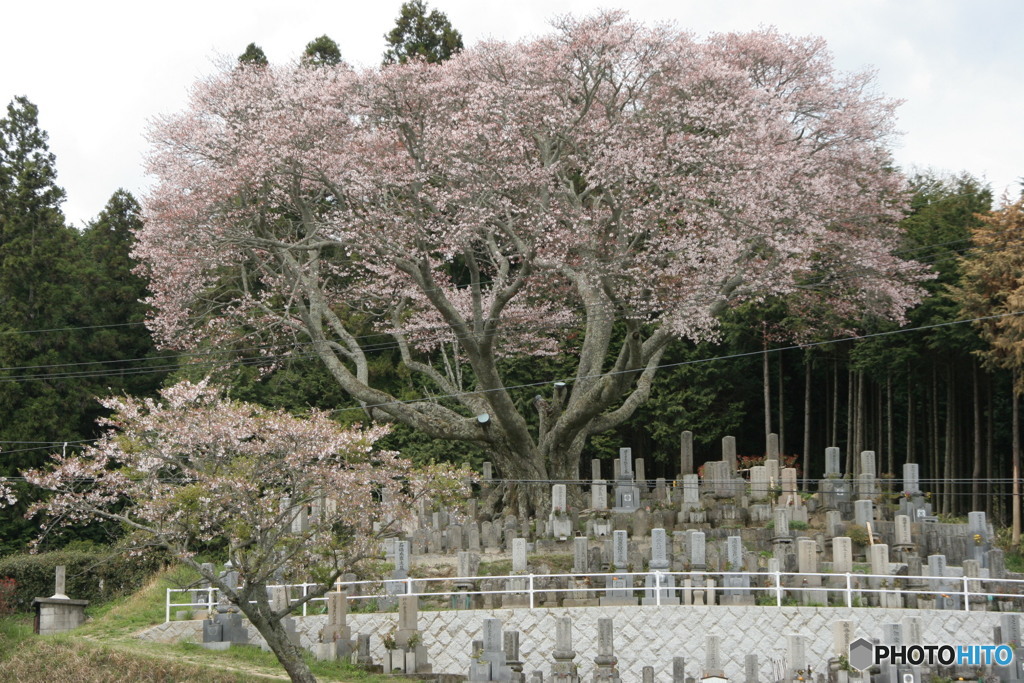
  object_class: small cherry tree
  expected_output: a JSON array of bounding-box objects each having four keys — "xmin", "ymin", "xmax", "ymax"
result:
[{"xmin": 15, "ymin": 380, "xmax": 470, "ymax": 683}]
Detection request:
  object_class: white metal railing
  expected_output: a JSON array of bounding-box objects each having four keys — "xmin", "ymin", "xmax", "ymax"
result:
[{"xmin": 165, "ymin": 570, "xmax": 1024, "ymax": 622}]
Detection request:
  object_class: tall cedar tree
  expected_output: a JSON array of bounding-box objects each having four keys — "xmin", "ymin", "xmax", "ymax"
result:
[
  {"xmin": 302, "ymin": 35, "xmax": 342, "ymax": 67},
  {"xmin": 0, "ymin": 97, "xmax": 81, "ymax": 550},
  {"xmin": 77, "ymin": 190, "xmax": 169, "ymax": 423},
  {"xmin": 383, "ymin": 0, "xmax": 463, "ymax": 64},
  {"xmin": 0, "ymin": 97, "xmax": 80, "ymax": 447},
  {"xmin": 238, "ymin": 42, "xmax": 269, "ymax": 66}
]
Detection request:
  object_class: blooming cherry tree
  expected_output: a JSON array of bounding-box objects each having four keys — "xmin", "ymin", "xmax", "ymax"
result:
[
  {"xmin": 138, "ymin": 13, "xmax": 926, "ymax": 511},
  {"xmin": 17, "ymin": 380, "xmax": 470, "ymax": 682}
]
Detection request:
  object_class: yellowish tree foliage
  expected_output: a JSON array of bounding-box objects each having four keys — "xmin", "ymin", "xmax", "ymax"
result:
[
  {"xmin": 954, "ymin": 197, "xmax": 1024, "ymax": 544},
  {"xmin": 955, "ymin": 198, "xmax": 1024, "ymax": 381}
]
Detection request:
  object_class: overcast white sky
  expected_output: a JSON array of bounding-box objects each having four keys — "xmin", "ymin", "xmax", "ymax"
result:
[{"xmin": 1, "ymin": 0, "xmax": 1021, "ymax": 228}]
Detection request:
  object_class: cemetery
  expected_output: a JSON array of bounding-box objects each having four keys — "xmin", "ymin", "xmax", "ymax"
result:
[{"xmin": 129, "ymin": 433, "xmax": 1024, "ymax": 683}]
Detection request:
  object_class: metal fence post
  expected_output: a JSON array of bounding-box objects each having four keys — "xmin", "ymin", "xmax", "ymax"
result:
[
  {"xmin": 775, "ymin": 571, "xmax": 782, "ymax": 606},
  {"xmin": 845, "ymin": 573, "xmax": 852, "ymax": 608},
  {"xmin": 165, "ymin": 588, "xmax": 171, "ymax": 623},
  {"xmin": 963, "ymin": 575, "xmax": 970, "ymax": 612},
  {"xmin": 529, "ymin": 574, "xmax": 535, "ymax": 609}
]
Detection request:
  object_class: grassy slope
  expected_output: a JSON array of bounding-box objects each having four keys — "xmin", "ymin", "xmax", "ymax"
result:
[{"xmin": 0, "ymin": 566, "xmax": 389, "ymax": 683}]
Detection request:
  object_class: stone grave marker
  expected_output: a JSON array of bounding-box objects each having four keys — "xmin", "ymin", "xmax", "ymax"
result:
[
  {"xmin": 903, "ymin": 463, "xmax": 920, "ymax": 495},
  {"xmin": 745, "ymin": 654, "xmax": 758, "ymax": 683},
  {"xmin": 680, "ymin": 431, "xmax": 694, "ymax": 476},
  {"xmin": 832, "ymin": 537, "xmax": 853, "ymax": 574},
  {"xmin": 612, "ymin": 530, "xmax": 628, "ymax": 570},
  {"xmin": 722, "ymin": 436, "xmax": 737, "ymax": 472},
  {"xmin": 551, "ymin": 616, "xmax": 578, "ymax": 683},
  {"xmin": 573, "ymin": 537, "xmax": 589, "ymax": 573},
  {"xmin": 512, "ymin": 538, "xmax": 528, "ymax": 573},
  {"xmin": 673, "ymin": 657, "xmax": 686, "ymax": 683},
  {"xmin": 860, "ymin": 450, "xmax": 876, "ymax": 477},
  {"xmin": 593, "ymin": 619, "xmax": 619, "ymax": 683},
  {"xmin": 833, "ymin": 620, "xmax": 854, "ymax": 657},
  {"xmin": 797, "ymin": 538, "xmax": 825, "ymax": 604},
  {"xmin": 705, "ymin": 635, "xmax": 724, "ymax": 678},
  {"xmin": 750, "ymin": 466, "xmax": 769, "ymax": 501},
  {"xmin": 854, "ymin": 499, "xmax": 873, "ymax": 527},
  {"xmin": 824, "ymin": 447, "xmax": 841, "ymax": 478},
  {"xmin": 787, "ymin": 634, "xmax": 807, "ymax": 679},
  {"xmin": 691, "ymin": 531, "xmax": 706, "ymax": 570},
  {"xmin": 894, "ymin": 515, "xmax": 913, "ymax": 548},
  {"xmin": 781, "ymin": 467, "xmax": 799, "ymax": 506}
]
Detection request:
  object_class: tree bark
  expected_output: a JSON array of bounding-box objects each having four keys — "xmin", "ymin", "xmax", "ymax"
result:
[
  {"xmin": 930, "ymin": 366, "xmax": 939, "ymax": 503},
  {"xmin": 972, "ymin": 361, "xmax": 983, "ymax": 512},
  {"xmin": 803, "ymin": 354, "xmax": 812, "ymax": 481},
  {"xmin": 778, "ymin": 350, "xmax": 785, "ymax": 456},
  {"xmin": 845, "ymin": 364, "xmax": 854, "ymax": 474},
  {"xmin": 906, "ymin": 368, "xmax": 914, "ymax": 464},
  {"xmin": 853, "ymin": 370, "xmax": 865, "ymax": 474},
  {"xmin": 944, "ymin": 368, "xmax": 955, "ymax": 515},
  {"xmin": 763, "ymin": 334, "xmax": 772, "ymax": 452},
  {"xmin": 1013, "ymin": 369, "xmax": 1020, "ymax": 546},
  {"xmin": 886, "ymin": 375, "xmax": 894, "ymax": 476},
  {"xmin": 986, "ymin": 375, "xmax": 994, "ymax": 518}
]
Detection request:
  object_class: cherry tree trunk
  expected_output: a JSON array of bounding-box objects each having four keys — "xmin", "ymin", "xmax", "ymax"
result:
[{"xmin": 240, "ymin": 601, "xmax": 317, "ymax": 683}]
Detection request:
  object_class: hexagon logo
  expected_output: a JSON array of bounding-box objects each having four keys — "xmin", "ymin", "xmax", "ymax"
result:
[{"xmin": 849, "ymin": 638, "xmax": 875, "ymax": 671}]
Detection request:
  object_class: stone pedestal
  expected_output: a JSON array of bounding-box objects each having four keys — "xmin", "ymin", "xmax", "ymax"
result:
[{"xmin": 32, "ymin": 596, "xmax": 89, "ymax": 635}]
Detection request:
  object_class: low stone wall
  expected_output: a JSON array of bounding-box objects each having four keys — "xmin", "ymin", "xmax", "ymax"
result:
[{"xmin": 139, "ymin": 605, "xmax": 1007, "ymax": 680}]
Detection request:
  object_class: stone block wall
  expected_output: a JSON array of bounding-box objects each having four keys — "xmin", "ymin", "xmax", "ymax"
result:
[{"xmin": 140, "ymin": 605, "xmax": 1005, "ymax": 680}]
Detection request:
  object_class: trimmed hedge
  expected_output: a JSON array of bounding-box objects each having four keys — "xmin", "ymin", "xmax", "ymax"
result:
[{"xmin": 0, "ymin": 549, "xmax": 166, "ymax": 612}]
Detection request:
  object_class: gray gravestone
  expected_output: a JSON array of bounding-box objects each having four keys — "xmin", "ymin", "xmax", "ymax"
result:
[
  {"xmin": 705, "ymin": 635, "xmax": 723, "ymax": 677},
  {"xmin": 903, "ymin": 463, "xmax": 920, "ymax": 494},
  {"xmin": 691, "ymin": 532, "xmax": 706, "ymax": 569},
  {"xmin": 860, "ymin": 451, "xmax": 876, "ymax": 477},
  {"xmin": 680, "ymin": 431, "xmax": 694, "ymax": 476},
  {"xmin": 722, "ymin": 436, "xmax": 737, "ymax": 472},
  {"xmin": 750, "ymin": 466, "xmax": 769, "ymax": 501},
  {"xmin": 573, "ymin": 538, "xmax": 589, "ymax": 574},
  {"xmin": 512, "ymin": 538, "xmax": 528, "ymax": 573},
  {"xmin": 612, "ymin": 530, "xmax": 628, "ymax": 570},
  {"xmin": 825, "ymin": 447, "xmax": 841, "ymax": 478},
  {"xmin": 854, "ymin": 499, "xmax": 873, "ymax": 527},
  {"xmin": 651, "ymin": 528, "xmax": 669, "ymax": 570},
  {"xmin": 832, "ymin": 537, "xmax": 853, "ymax": 574},
  {"xmin": 787, "ymin": 634, "xmax": 807, "ymax": 678}
]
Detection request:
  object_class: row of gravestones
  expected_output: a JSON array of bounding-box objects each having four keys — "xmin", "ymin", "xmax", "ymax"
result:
[
  {"xmin": 199, "ymin": 585, "xmax": 433, "ymax": 674},
  {"xmin": 464, "ymin": 613, "xmax": 1024, "ymax": 683},
  {"xmin": 371, "ymin": 525, "xmax": 1010, "ymax": 611},
  {"xmin": 197, "ymin": 579, "xmax": 1024, "ymax": 683}
]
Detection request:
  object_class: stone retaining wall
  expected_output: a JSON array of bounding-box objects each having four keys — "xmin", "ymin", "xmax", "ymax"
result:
[{"xmin": 139, "ymin": 605, "xmax": 1008, "ymax": 681}]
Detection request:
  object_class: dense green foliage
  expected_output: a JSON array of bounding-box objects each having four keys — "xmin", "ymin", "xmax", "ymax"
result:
[
  {"xmin": 0, "ymin": 99, "xmax": 170, "ymax": 553},
  {"xmin": 302, "ymin": 35, "xmax": 342, "ymax": 66},
  {"xmin": 383, "ymin": 0, "xmax": 463, "ymax": 64},
  {"xmin": 0, "ymin": 547, "xmax": 165, "ymax": 611},
  {"xmin": 238, "ymin": 42, "xmax": 268, "ymax": 66}
]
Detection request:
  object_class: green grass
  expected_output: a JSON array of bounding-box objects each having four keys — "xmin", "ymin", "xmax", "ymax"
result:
[{"xmin": 0, "ymin": 565, "xmax": 397, "ymax": 682}]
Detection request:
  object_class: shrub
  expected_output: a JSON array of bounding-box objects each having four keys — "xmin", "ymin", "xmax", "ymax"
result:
[
  {"xmin": 0, "ymin": 549, "xmax": 166, "ymax": 612},
  {"xmin": 0, "ymin": 578, "xmax": 15, "ymax": 616}
]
